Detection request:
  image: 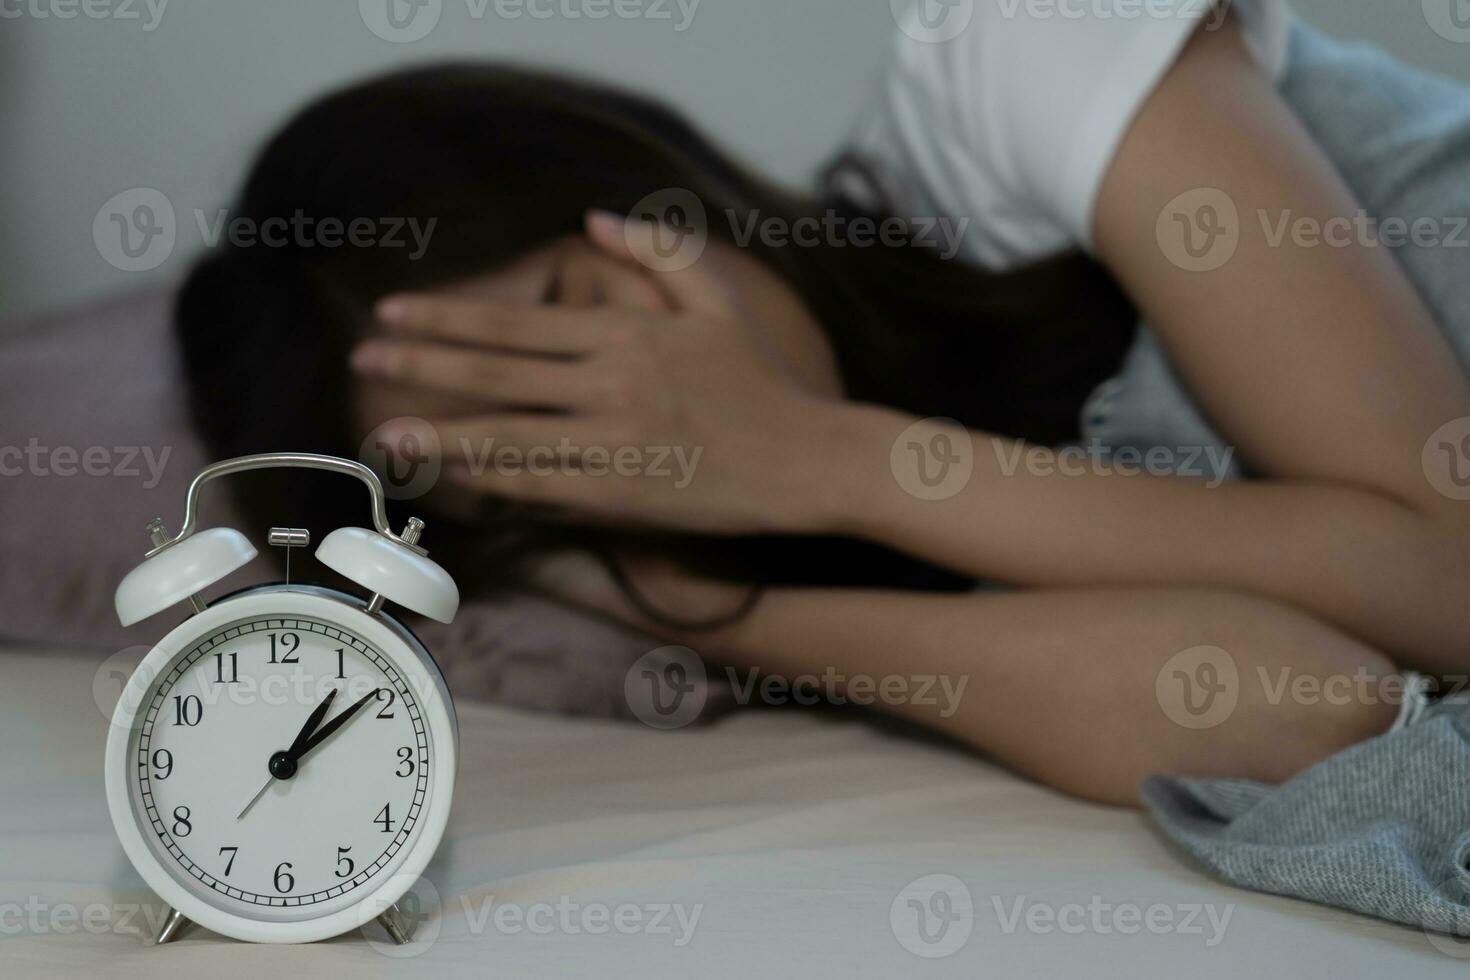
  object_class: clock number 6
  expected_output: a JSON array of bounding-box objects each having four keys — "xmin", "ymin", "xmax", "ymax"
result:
[{"xmin": 274, "ymin": 862, "xmax": 295, "ymax": 893}]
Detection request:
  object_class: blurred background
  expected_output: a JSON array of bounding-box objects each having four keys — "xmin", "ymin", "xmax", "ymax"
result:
[{"xmin": 2, "ymin": 0, "xmax": 1468, "ymax": 317}]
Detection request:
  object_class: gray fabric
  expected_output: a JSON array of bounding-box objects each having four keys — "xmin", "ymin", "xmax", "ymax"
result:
[
  {"xmin": 1142, "ymin": 697, "xmax": 1470, "ymax": 936},
  {"xmin": 1083, "ymin": 22, "xmax": 1470, "ymax": 465},
  {"xmin": 1135, "ymin": 24, "xmax": 1470, "ymax": 935}
]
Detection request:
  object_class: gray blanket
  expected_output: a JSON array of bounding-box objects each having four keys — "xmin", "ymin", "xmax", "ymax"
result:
[{"xmin": 1143, "ymin": 696, "xmax": 1470, "ymax": 936}]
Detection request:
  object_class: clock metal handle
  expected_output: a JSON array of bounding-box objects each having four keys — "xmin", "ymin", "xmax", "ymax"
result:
[{"xmin": 144, "ymin": 453, "xmax": 423, "ymax": 558}]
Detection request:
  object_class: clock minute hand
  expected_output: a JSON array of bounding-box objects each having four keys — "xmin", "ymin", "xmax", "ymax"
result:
[{"xmin": 295, "ymin": 688, "xmax": 383, "ymax": 762}]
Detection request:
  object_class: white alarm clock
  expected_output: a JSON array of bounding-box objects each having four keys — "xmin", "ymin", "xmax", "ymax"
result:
[{"xmin": 104, "ymin": 453, "xmax": 461, "ymax": 946}]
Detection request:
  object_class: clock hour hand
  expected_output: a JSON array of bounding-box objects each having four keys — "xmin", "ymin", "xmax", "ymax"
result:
[{"xmin": 295, "ymin": 688, "xmax": 383, "ymax": 761}]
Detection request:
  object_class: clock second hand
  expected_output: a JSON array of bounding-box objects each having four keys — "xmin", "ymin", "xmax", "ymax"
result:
[
  {"xmin": 236, "ymin": 687, "xmax": 384, "ymax": 821},
  {"xmin": 235, "ymin": 774, "xmax": 276, "ymax": 822}
]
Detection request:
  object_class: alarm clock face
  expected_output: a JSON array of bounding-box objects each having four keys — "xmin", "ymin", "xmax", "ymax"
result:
[{"xmin": 105, "ymin": 587, "xmax": 456, "ymax": 944}]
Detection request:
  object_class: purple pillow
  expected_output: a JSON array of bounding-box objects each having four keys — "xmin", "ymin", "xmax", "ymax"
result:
[{"xmin": 0, "ymin": 288, "xmax": 717, "ymax": 720}]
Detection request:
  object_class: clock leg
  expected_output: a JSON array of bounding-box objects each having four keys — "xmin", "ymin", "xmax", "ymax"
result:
[
  {"xmin": 377, "ymin": 904, "xmax": 411, "ymax": 946},
  {"xmin": 154, "ymin": 907, "xmax": 189, "ymax": 945}
]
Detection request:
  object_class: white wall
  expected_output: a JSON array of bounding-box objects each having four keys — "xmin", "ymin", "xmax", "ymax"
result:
[{"xmin": 2, "ymin": 0, "xmax": 1466, "ymax": 316}]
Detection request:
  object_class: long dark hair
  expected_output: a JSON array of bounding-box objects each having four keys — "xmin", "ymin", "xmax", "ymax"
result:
[{"xmin": 176, "ymin": 63, "xmax": 1136, "ymax": 601}]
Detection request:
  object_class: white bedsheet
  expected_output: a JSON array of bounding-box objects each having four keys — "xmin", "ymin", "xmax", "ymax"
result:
[{"xmin": 1, "ymin": 646, "xmax": 1461, "ymax": 978}]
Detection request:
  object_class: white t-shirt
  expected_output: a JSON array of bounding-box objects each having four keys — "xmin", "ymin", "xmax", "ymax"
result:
[{"xmin": 838, "ymin": 0, "xmax": 1294, "ymax": 271}]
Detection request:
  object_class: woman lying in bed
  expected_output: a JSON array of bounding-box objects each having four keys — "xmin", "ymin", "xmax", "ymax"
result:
[{"xmin": 176, "ymin": 3, "xmax": 1470, "ymax": 806}]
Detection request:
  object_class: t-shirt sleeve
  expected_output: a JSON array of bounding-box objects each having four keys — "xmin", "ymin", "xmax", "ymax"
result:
[{"xmin": 880, "ymin": 0, "xmax": 1291, "ymax": 260}]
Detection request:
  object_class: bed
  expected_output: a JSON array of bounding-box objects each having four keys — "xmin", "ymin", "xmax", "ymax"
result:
[{"xmin": 1, "ymin": 644, "xmax": 1459, "ymax": 978}]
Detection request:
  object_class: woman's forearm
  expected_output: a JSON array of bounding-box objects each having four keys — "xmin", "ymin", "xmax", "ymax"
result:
[
  {"xmin": 807, "ymin": 404, "xmax": 1470, "ymax": 672},
  {"xmin": 715, "ymin": 584, "xmax": 1395, "ymax": 806}
]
